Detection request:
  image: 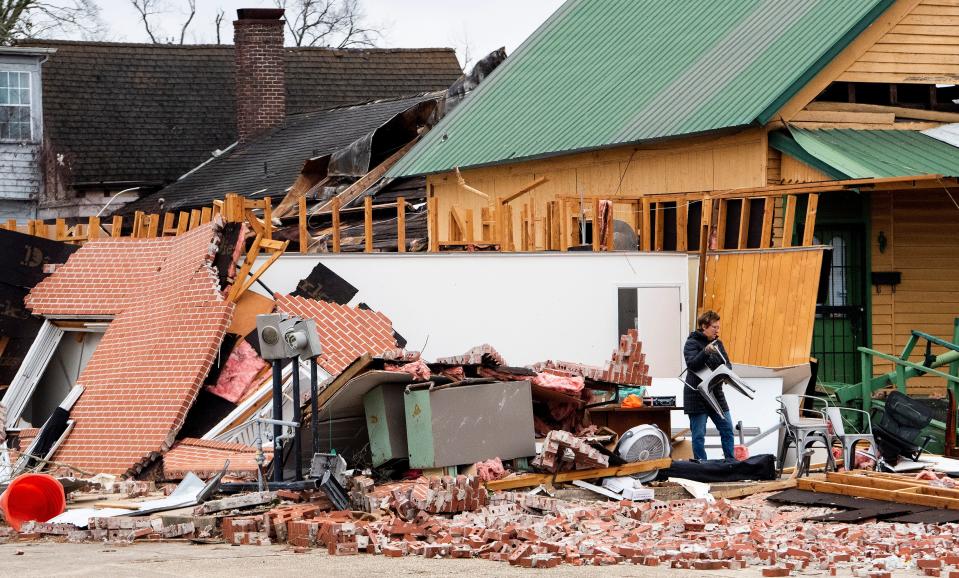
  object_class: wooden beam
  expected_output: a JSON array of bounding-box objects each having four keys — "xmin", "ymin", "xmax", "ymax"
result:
[
  {"xmin": 654, "ymin": 202, "xmax": 664, "ymax": 251},
  {"xmin": 676, "ymin": 199, "xmax": 688, "ymax": 252},
  {"xmin": 641, "ymin": 197, "xmax": 651, "ymax": 251},
  {"xmin": 737, "ymin": 198, "xmax": 751, "ymax": 249},
  {"xmin": 176, "ymin": 212, "xmax": 189, "ymax": 235},
  {"xmin": 501, "ymin": 177, "xmax": 549, "ymax": 205},
  {"xmin": 715, "ymin": 200, "xmax": 728, "ymax": 250},
  {"xmin": 465, "ymin": 207, "xmax": 475, "ymax": 244},
  {"xmin": 227, "ymin": 233, "xmax": 262, "ymax": 303},
  {"xmin": 189, "ymin": 209, "xmax": 201, "ymax": 230},
  {"xmin": 592, "ymin": 197, "xmax": 601, "ymax": 252},
  {"xmin": 396, "ymin": 196, "xmax": 406, "ymax": 253},
  {"xmin": 298, "ymin": 195, "xmax": 309, "ymax": 253},
  {"xmin": 450, "ymin": 206, "xmax": 467, "ymax": 242},
  {"xmin": 364, "ymin": 196, "xmax": 373, "ymax": 253},
  {"xmin": 200, "ymin": 207, "xmax": 212, "ymax": 225},
  {"xmin": 262, "ymin": 197, "xmax": 272, "ymax": 240},
  {"xmin": 806, "ymin": 101, "xmax": 959, "ymax": 123},
  {"xmin": 161, "ymin": 212, "xmax": 175, "ymax": 235},
  {"xmin": 559, "ymin": 200, "xmax": 569, "ymax": 252},
  {"xmin": 780, "ymin": 195, "xmax": 796, "ymax": 248},
  {"xmin": 760, "ymin": 197, "xmax": 774, "ymax": 249},
  {"xmin": 774, "ymin": 0, "xmax": 924, "ymax": 122},
  {"xmin": 803, "ymin": 193, "xmax": 819, "ymax": 246},
  {"xmin": 709, "ymin": 174, "xmax": 943, "ymax": 200},
  {"xmin": 55, "ymin": 219, "xmax": 66, "ymax": 241},
  {"xmin": 428, "ymin": 189, "xmax": 439, "ymax": 253},
  {"xmin": 87, "ymin": 216, "xmax": 100, "ymax": 240},
  {"xmin": 455, "ymin": 167, "xmax": 490, "ymax": 200},
  {"xmin": 796, "ymin": 478, "xmax": 959, "ymax": 510},
  {"xmin": 331, "ymin": 197, "xmax": 341, "ymax": 253},
  {"xmin": 485, "ymin": 458, "xmax": 672, "ymax": 491},
  {"xmin": 236, "ymin": 240, "xmax": 290, "ymax": 298},
  {"xmin": 602, "ymin": 202, "xmax": 612, "ymax": 251},
  {"xmin": 146, "ymin": 214, "xmax": 160, "ymax": 238},
  {"xmin": 711, "ymin": 478, "xmax": 798, "ymax": 500},
  {"xmin": 111, "ymin": 216, "xmax": 123, "ymax": 238},
  {"xmin": 791, "ymin": 110, "xmax": 895, "ymax": 125}
]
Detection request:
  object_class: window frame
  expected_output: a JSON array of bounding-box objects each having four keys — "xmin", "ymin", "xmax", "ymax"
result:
[{"xmin": 0, "ymin": 69, "xmax": 34, "ymax": 143}]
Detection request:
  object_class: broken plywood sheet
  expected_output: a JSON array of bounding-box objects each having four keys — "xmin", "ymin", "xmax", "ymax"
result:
[{"xmin": 228, "ymin": 291, "xmax": 275, "ymax": 338}]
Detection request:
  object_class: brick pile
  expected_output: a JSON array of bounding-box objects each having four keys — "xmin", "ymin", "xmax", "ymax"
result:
[
  {"xmin": 532, "ymin": 429, "xmax": 608, "ymax": 472},
  {"xmin": 434, "ymin": 344, "xmax": 505, "ymax": 367},
  {"xmin": 348, "ymin": 475, "xmax": 489, "ymax": 517},
  {"xmin": 25, "ymin": 223, "xmax": 234, "ymax": 476},
  {"xmin": 534, "ymin": 329, "xmax": 652, "ymax": 387},
  {"xmin": 274, "ymin": 294, "xmax": 398, "ymax": 376}
]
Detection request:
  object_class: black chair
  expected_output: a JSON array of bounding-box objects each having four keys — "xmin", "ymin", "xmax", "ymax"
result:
[{"xmin": 870, "ymin": 391, "xmax": 934, "ymax": 467}]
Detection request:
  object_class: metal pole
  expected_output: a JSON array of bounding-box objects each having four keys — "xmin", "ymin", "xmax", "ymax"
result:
[
  {"xmin": 272, "ymin": 359, "xmax": 284, "ymax": 483},
  {"xmin": 311, "ymin": 357, "xmax": 319, "ymax": 455},
  {"xmin": 292, "ymin": 356, "xmax": 303, "ymax": 481}
]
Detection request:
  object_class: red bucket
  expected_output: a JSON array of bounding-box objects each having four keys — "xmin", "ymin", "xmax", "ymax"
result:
[{"xmin": 0, "ymin": 473, "xmax": 66, "ymax": 531}]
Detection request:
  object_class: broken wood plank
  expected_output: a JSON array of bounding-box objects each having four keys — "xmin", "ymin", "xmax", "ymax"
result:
[
  {"xmin": 331, "ymin": 197, "xmax": 341, "ymax": 253},
  {"xmin": 396, "ymin": 196, "xmax": 406, "ymax": 252},
  {"xmin": 796, "ymin": 477, "xmax": 959, "ymax": 510},
  {"xmin": 485, "ymin": 458, "xmax": 672, "ymax": 491},
  {"xmin": 364, "ymin": 196, "xmax": 373, "ymax": 253},
  {"xmin": 298, "ymin": 196, "xmax": 309, "ymax": 253},
  {"xmin": 262, "ymin": 197, "xmax": 272, "ymax": 240},
  {"xmin": 193, "ymin": 491, "xmax": 277, "ymax": 515},
  {"xmin": 711, "ymin": 478, "xmax": 797, "ymax": 499},
  {"xmin": 501, "ymin": 177, "xmax": 548, "ymax": 205},
  {"xmin": 455, "ymin": 167, "xmax": 490, "ymax": 200}
]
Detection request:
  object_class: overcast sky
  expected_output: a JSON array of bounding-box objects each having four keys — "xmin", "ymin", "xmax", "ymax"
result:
[{"xmin": 80, "ymin": 0, "xmax": 566, "ymax": 67}]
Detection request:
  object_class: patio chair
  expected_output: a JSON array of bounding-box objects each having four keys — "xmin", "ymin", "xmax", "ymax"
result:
[
  {"xmin": 776, "ymin": 394, "xmax": 835, "ymax": 476},
  {"xmin": 825, "ymin": 406, "xmax": 876, "ymax": 471}
]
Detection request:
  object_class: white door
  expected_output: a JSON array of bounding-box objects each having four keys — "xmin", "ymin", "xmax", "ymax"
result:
[{"xmin": 636, "ymin": 286, "xmax": 683, "ymax": 378}]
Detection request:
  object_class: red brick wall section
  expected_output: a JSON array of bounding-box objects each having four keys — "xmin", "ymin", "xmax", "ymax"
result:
[
  {"xmin": 234, "ymin": 12, "xmax": 286, "ymax": 145},
  {"xmin": 274, "ymin": 294, "xmax": 397, "ymax": 376},
  {"xmin": 163, "ymin": 438, "xmax": 268, "ymax": 479},
  {"xmin": 26, "ymin": 224, "xmax": 234, "ymax": 476}
]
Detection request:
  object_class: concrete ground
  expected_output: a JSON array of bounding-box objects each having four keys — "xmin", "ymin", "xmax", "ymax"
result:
[{"xmin": 0, "ymin": 541, "xmax": 930, "ymax": 577}]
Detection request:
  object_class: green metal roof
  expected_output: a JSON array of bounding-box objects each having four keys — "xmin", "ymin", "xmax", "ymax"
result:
[
  {"xmin": 389, "ymin": 0, "xmax": 892, "ymax": 177},
  {"xmin": 784, "ymin": 128, "xmax": 959, "ymax": 179}
]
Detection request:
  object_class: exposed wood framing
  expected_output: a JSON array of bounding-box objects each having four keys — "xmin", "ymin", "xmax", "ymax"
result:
[
  {"xmin": 803, "ymin": 193, "xmax": 819, "ymax": 246},
  {"xmin": 364, "ymin": 196, "xmax": 374, "ymax": 253},
  {"xmin": 485, "ymin": 458, "xmax": 672, "ymax": 491},
  {"xmin": 396, "ymin": 196, "xmax": 406, "ymax": 253}
]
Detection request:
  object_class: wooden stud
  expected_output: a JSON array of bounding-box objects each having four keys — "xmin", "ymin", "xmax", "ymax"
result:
[
  {"xmin": 504, "ymin": 203, "xmax": 514, "ymax": 251},
  {"xmin": 227, "ymin": 233, "xmax": 263, "ymax": 303},
  {"xmin": 200, "ymin": 206, "xmax": 212, "ymax": 224},
  {"xmin": 803, "ymin": 193, "xmax": 819, "ymax": 246},
  {"xmin": 530, "ymin": 202, "xmax": 538, "ymax": 251},
  {"xmin": 654, "ymin": 202, "xmax": 664, "ymax": 251},
  {"xmin": 591, "ymin": 197, "xmax": 601, "ymax": 252},
  {"xmin": 676, "ymin": 199, "xmax": 688, "ymax": 252},
  {"xmin": 236, "ymin": 240, "xmax": 290, "ymax": 299},
  {"xmin": 176, "ymin": 212, "xmax": 190, "ymax": 235},
  {"xmin": 428, "ymin": 188, "xmax": 439, "ymax": 252},
  {"xmin": 521, "ymin": 205, "xmax": 530, "ymax": 251},
  {"xmin": 738, "ymin": 198, "xmax": 751, "ymax": 249},
  {"xmin": 559, "ymin": 200, "xmax": 569, "ymax": 252},
  {"xmin": 396, "ymin": 196, "xmax": 406, "ymax": 252},
  {"xmin": 189, "ymin": 209, "xmax": 201, "ymax": 230},
  {"xmin": 331, "ymin": 197, "xmax": 341, "ymax": 253},
  {"xmin": 298, "ymin": 195, "xmax": 309, "ymax": 253},
  {"xmin": 147, "ymin": 214, "xmax": 160, "ymax": 238},
  {"xmin": 4, "ymin": 219, "xmax": 15, "ymax": 231},
  {"xmin": 54, "ymin": 219, "xmax": 66, "ymax": 241},
  {"xmin": 364, "ymin": 196, "xmax": 373, "ymax": 253},
  {"xmin": 760, "ymin": 197, "xmax": 774, "ymax": 249},
  {"xmin": 464, "ymin": 207, "xmax": 475, "ymax": 243},
  {"xmin": 87, "ymin": 216, "xmax": 100, "ymax": 240},
  {"xmin": 160, "ymin": 212, "xmax": 176, "ymax": 237},
  {"xmin": 450, "ymin": 207, "xmax": 466, "ymax": 242},
  {"xmin": 111, "ymin": 215, "xmax": 123, "ymax": 238},
  {"xmin": 641, "ymin": 197, "xmax": 651, "ymax": 251},
  {"xmin": 715, "ymin": 200, "xmax": 728, "ymax": 250},
  {"xmin": 262, "ymin": 197, "xmax": 272, "ymax": 240},
  {"xmin": 132, "ymin": 212, "xmax": 144, "ymax": 238},
  {"xmin": 544, "ymin": 201, "xmax": 555, "ymax": 250},
  {"xmin": 500, "ymin": 176, "xmax": 549, "ymax": 205},
  {"xmin": 780, "ymin": 195, "xmax": 796, "ymax": 248}
]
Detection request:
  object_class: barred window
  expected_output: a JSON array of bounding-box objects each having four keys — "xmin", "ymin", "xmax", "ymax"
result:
[{"xmin": 0, "ymin": 71, "xmax": 32, "ymax": 141}]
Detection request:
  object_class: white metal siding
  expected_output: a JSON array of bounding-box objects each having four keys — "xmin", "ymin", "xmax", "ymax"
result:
[{"xmin": 0, "ymin": 143, "xmax": 40, "ymax": 200}]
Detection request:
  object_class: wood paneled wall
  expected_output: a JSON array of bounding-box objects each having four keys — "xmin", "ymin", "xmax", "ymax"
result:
[
  {"xmin": 871, "ymin": 189, "xmax": 959, "ymax": 395},
  {"xmin": 427, "ymin": 127, "xmax": 767, "ymax": 248},
  {"xmin": 839, "ymin": 0, "xmax": 959, "ymax": 84},
  {"xmin": 701, "ymin": 247, "xmax": 824, "ymax": 368}
]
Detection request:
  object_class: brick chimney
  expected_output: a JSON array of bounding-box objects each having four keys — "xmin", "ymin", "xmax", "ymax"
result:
[{"xmin": 234, "ymin": 8, "xmax": 286, "ymax": 145}]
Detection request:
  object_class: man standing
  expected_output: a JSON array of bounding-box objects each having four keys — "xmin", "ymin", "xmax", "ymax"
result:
[{"xmin": 683, "ymin": 310, "xmax": 736, "ymax": 461}]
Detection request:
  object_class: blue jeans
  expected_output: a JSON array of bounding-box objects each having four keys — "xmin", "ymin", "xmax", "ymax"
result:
[{"xmin": 689, "ymin": 410, "xmax": 736, "ymax": 460}]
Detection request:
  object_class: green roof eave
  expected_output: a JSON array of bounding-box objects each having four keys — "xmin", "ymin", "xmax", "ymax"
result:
[{"xmin": 768, "ymin": 131, "xmax": 850, "ymax": 180}]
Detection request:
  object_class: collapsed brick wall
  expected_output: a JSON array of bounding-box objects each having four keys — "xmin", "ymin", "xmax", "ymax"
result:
[
  {"xmin": 163, "ymin": 438, "xmax": 266, "ymax": 479},
  {"xmin": 26, "ymin": 224, "xmax": 234, "ymax": 476},
  {"xmin": 274, "ymin": 294, "xmax": 397, "ymax": 375}
]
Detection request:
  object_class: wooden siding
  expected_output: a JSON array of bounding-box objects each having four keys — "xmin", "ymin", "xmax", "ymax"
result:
[
  {"xmin": 871, "ymin": 189, "xmax": 959, "ymax": 396},
  {"xmin": 428, "ymin": 128, "xmax": 767, "ymax": 248},
  {"xmin": 0, "ymin": 144, "xmax": 39, "ymax": 200},
  {"xmin": 840, "ymin": 0, "xmax": 959, "ymax": 84},
  {"xmin": 701, "ymin": 247, "xmax": 824, "ymax": 368},
  {"xmin": 781, "ymin": 154, "xmax": 834, "ymax": 185}
]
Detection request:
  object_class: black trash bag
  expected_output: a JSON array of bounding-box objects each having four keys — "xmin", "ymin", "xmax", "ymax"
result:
[{"xmin": 657, "ymin": 454, "xmax": 776, "ymax": 483}]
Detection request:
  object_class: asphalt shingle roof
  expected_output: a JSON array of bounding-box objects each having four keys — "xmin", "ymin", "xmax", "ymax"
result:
[{"xmin": 21, "ymin": 40, "xmax": 461, "ymax": 186}]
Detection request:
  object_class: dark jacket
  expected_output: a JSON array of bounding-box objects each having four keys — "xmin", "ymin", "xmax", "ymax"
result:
[{"xmin": 683, "ymin": 330, "xmax": 732, "ymax": 415}]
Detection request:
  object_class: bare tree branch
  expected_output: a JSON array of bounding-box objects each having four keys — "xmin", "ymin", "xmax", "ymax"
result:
[
  {"xmin": 176, "ymin": 0, "xmax": 194, "ymax": 45},
  {"xmin": 128, "ymin": 0, "xmax": 159, "ymax": 43},
  {"xmin": 0, "ymin": 0, "xmax": 103, "ymax": 45},
  {"xmin": 274, "ymin": 0, "xmax": 379, "ymax": 48},
  {"xmin": 214, "ymin": 7, "xmax": 224, "ymax": 45}
]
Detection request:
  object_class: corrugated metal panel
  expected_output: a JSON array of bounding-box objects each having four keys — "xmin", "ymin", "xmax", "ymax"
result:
[
  {"xmin": 389, "ymin": 0, "xmax": 890, "ymax": 178},
  {"xmin": 789, "ymin": 128, "xmax": 959, "ymax": 178}
]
